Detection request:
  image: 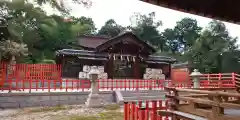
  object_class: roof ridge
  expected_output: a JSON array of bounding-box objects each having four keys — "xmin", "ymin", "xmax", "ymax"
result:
[{"xmin": 77, "ymin": 34, "xmax": 110, "ymax": 39}]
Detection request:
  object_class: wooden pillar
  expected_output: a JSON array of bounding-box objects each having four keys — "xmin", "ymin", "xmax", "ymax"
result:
[
  {"xmin": 107, "ymin": 54, "xmax": 114, "ymax": 79},
  {"xmin": 133, "ymin": 56, "xmax": 140, "ymax": 79},
  {"xmin": 168, "ymin": 64, "xmax": 171, "ymax": 79},
  {"xmin": 61, "ymin": 56, "xmax": 65, "ymax": 77},
  {"xmin": 212, "ymin": 95, "xmax": 224, "ymax": 119}
]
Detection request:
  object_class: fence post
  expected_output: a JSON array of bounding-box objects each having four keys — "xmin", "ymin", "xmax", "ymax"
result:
[
  {"xmin": 139, "ymin": 107, "xmax": 146, "ymax": 120},
  {"xmin": 232, "ymin": 73, "xmax": 236, "ymax": 87},
  {"xmin": 169, "ymin": 89, "xmax": 179, "ymax": 120},
  {"xmin": 218, "ymin": 73, "xmax": 222, "ymax": 87},
  {"xmin": 131, "ymin": 102, "xmax": 136, "ymax": 120},
  {"xmin": 212, "ymin": 95, "xmax": 224, "ymax": 118},
  {"xmin": 85, "ymin": 66, "xmax": 102, "ymax": 107},
  {"xmin": 124, "ymin": 102, "xmax": 129, "ymax": 120},
  {"xmin": 190, "ymin": 69, "xmax": 202, "ymax": 88},
  {"xmin": 152, "ymin": 101, "xmax": 157, "ymax": 120}
]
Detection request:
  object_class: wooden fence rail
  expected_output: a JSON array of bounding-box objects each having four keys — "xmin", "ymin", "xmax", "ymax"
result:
[{"xmin": 163, "ymin": 87, "xmax": 240, "ymax": 120}]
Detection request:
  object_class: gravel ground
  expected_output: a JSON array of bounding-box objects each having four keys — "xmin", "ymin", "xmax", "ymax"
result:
[{"xmin": 0, "ymin": 105, "xmax": 124, "ymax": 120}]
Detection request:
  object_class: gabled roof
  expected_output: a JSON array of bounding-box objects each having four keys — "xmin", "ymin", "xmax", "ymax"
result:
[
  {"xmin": 72, "ymin": 35, "xmax": 109, "ymax": 49},
  {"xmin": 96, "ymin": 32, "xmax": 156, "ymax": 54}
]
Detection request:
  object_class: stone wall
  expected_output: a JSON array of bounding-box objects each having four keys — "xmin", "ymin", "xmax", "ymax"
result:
[{"xmin": 0, "ymin": 91, "xmax": 114, "ymax": 108}]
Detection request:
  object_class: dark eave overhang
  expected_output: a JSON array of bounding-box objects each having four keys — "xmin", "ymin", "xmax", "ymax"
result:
[
  {"xmin": 172, "ymin": 62, "xmax": 189, "ymax": 68},
  {"xmin": 56, "ymin": 49, "xmax": 176, "ymax": 63},
  {"xmin": 147, "ymin": 55, "xmax": 176, "ymax": 63},
  {"xmin": 78, "ymin": 56, "xmax": 107, "ymax": 61},
  {"xmin": 141, "ymin": 0, "xmax": 240, "ymax": 24},
  {"xmin": 145, "ymin": 61, "xmax": 170, "ymax": 65},
  {"xmin": 56, "ymin": 49, "xmax": 108, "ymax": 61},
  {"xmin": 56, "ymin": 49, "xmax": 106, "ymax": 57}
]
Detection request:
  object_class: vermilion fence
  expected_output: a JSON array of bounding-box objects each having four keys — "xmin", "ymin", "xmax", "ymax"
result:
[
  {"xmin": 0, "ymin": 63, "xmax": 238, "ymax": 92},
  {"xmin": 0, "ymin": 78, "xmax": 236, "ymax": 92},
  {"xmin": 124, "ymin": 100, "xmax": 170, "ymax": 120}
]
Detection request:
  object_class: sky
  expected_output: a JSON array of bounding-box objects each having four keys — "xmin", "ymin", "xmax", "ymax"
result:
[{"xmin": 43, "ymin": 0, "xmax": 240, "ymax": 44}]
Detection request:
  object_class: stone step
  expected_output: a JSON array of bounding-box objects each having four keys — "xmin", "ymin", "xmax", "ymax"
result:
[
  {"xmin": 120, "ymin": 90, "xmax": 166, "ymax": 97},
  {"xmin": 114, "ymin": 90, "xmax": 167, "ymax": 105},
  {"xmin": 123, "ymin": 96, "xmax": 166, "ymax": 101}
]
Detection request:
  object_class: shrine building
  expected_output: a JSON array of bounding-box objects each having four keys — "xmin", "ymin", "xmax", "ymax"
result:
[{"xmin": 55, "ymin": 32, "xmax": 176, "ymax": 79}]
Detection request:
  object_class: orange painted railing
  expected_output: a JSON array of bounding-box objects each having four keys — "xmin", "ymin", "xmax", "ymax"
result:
[
  {"xmin": 124, "ymin": 100, "xmax": 170, "ymax": 120},
  {"xmin": 0, "ymin": 78, "xmax": 236, "ymax": 92},
  {"xmin": 0, "ymin": 63, "xmax": 238, "ymax": 92}
]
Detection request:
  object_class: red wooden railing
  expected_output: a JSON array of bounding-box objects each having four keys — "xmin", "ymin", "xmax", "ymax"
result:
[
  {"xmin": 0, "ymin": 63, "xmax": 238, "ymax": 92},
  {"xmin": 124, "ymin": 100, "xmax": 170, "ymax": 120},
  {"xmin": 0, "ymin": 78, "xmax": 236, "ymax": 92}
]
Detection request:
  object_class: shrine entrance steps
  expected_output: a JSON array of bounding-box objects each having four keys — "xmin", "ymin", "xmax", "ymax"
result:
[{"xmin": 114, "ymin": 90, "xmax": 167, "ymax": 104}]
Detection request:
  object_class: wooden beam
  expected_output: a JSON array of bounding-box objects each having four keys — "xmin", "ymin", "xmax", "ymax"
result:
[
  {"xmin": 216, "ymin": 114, "xmax": 240, "ymax": 120},
  {"xmin": 178, "ymin": 105, "xmax": 211, "ymax": 118},
  {"xmin": 219, "ymin": 102, "xmax": 240, "ymax": 109},
  {"xmin": 177, "ymin": 96, "xmax": 218, "ymax": 106}
]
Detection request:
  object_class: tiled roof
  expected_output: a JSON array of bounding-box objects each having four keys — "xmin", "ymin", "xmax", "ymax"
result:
[
  {"xmin": 56, "ymin": 49, "xmax": 175, "ymax": 63},
  {"xmin": 172, "ymin": 62, "xmax": 189, "ymax": 68},
  {"xmin": 148, "ymin": 55, "xmax": 176, "ymax": 63},
  {"xmin": 76, "ymin": 35, "xmax": 109, "ymax": 49}
]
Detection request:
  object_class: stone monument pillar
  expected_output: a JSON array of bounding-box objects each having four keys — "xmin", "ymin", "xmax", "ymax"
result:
[
  {"xmin": 85, "ymin": 66, "xmax": 102, "ymax": 107},
  {"xmin": 190, "ymin": 69, "xmax": 202, "ymax": 88}
]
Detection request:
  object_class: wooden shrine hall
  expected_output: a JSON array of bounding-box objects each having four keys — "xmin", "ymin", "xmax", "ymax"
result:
[{"xmin": 56, "ymin": 32, "xmax": 176, "ymax": 79}]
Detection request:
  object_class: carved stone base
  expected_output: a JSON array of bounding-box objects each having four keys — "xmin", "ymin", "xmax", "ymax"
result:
[{"xmin": 85, "ymin": 93, "xmax": 103, "ymax": 108}]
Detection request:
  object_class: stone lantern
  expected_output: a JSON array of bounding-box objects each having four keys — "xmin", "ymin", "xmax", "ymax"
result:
[
  {"xmin": 88, "ymin": 66, "xmax": 100, "ymax": 94},
  {"xmin": 190, "ymin": 69, "xmax": 202, "ymax": 88},
  {"xmin": 85, "ymin": 66, "xmax": 103, "ymax": 107}
]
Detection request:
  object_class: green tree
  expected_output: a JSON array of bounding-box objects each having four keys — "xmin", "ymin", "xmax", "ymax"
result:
[
  {"xmin": 161, "ymin": 28, "xmax": 179, "ymax": 54},
  {"xmin": 174, "ymin": 18, "xmax": 202, "ymax": 51},
  {"xmin": 190, "ymin": 20, "xmax": 239, "ymax": 73},
  {"xmin": 159, "ymin": 18, "xmax": 202, "ymax": 63},
  {"xmin": 0, "ymin": 0, "xmax": 95, "ymax": 63},
  {"xmin": 0, "ymin": 0, "xmax": 48, "ymax": 63},
  {"xmin": 32, "ymin": 0, "xmax": 92, "ymax": 15},
  {"xmin": 97, "ymin": 19, "xmax": 126, "ymax": 37},
  {"xmin": 34, "ymin": 15, "xmax": 96, "ymax": 62},
  {"xmin": 128, "ymin": 12, "xmax": 164, "ymax": 50}
]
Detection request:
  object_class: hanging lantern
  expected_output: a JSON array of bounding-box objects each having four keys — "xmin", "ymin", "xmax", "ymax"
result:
[
  {"xmin": 113, "ymin": 54, "xmax": 116, "ymax": 60},
  {"xmin": 121, "ymin": 55, "xmax": 123, "ymax": 61},
  {"xmin": 127, "ymin": 56, "xmax": 130, "ymax": 62}
]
